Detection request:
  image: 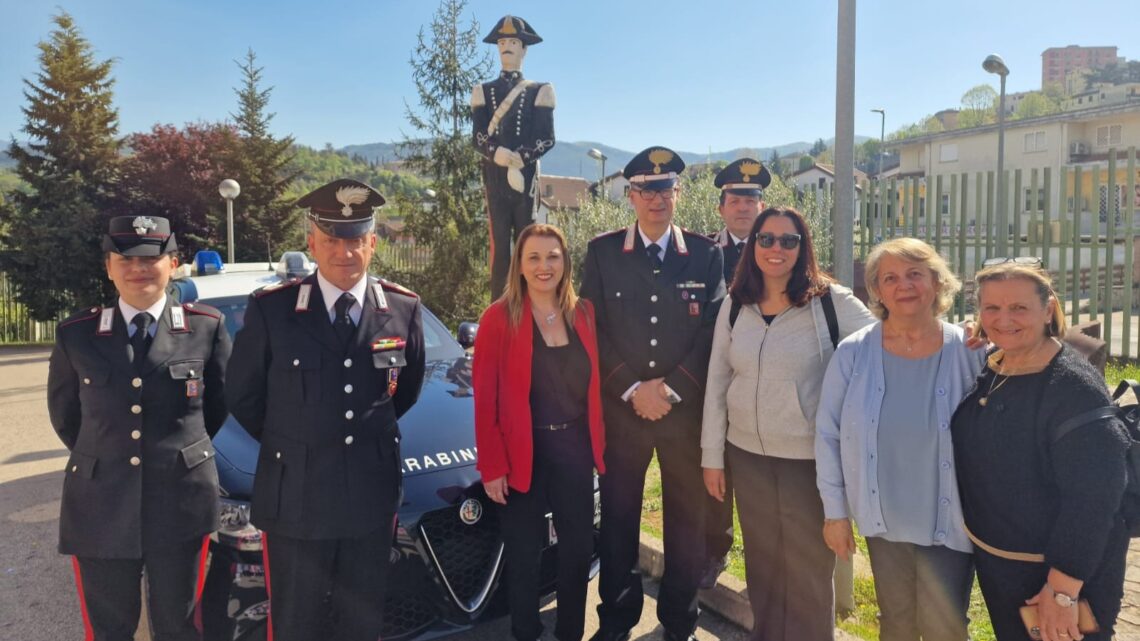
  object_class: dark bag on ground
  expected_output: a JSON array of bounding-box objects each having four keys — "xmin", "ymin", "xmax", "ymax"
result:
[{"xmin": 1051, "ymin": 379, "xmax": 1140, "ymax": 537}]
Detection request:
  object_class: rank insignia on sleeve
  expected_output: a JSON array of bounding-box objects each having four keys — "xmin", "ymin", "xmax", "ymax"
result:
[{"xmin": 372, "ymin": 337, "xmax": 406, "ymax": 352}]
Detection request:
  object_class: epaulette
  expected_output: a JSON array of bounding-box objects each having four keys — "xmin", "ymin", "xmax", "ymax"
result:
[
  {"xmin": 680, "ymin": 228, "xmax": 716, "ymax": 246},
  {"xmin": 379, "ymin": 278, "xmax": 419, "ymax": 299},
  {"xmin": 252, "ymin": 279, "xmax": 302, "ymax": 298},
  {"xmin": 590, "ymin": 228, "xmax": 626, "ymax": 242},
  {"xmin": 183, "ymin": 301, "xmax": 222, "ymax": 319},
  {"xmin": 58, "ymin": 306, "xmax": 103, "ymax": 328}
]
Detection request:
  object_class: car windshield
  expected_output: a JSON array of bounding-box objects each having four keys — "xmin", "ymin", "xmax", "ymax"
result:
[{"xmin": 202, "ymin": 294, "xmax": 465, "ymax": 362}]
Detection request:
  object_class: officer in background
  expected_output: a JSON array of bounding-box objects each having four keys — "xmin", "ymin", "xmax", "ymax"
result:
[
  {"xmin": 471, "ymin": 14, "xmax": 556, "ymax": 299},
  {"xmin": 48, "ymin": 215, "xmax": 230, "ymax": 641},
  {"xmin": 701, "ymin": 158, "xmax": 770, "ymax": 588},
  {"xmin": 225, "ymin": 179, "xmax": 426, "ymax": 641},
  {"xmin": 580, "ymin": 147, "xmax": 726, "ymax": 641}
]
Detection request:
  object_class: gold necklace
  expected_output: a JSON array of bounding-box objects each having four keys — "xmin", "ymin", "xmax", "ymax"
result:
[
  {"xmin": 978, "ymin": 342, "xmax": 1052, "ymax": 406},
  {"xmin": 978, "ymin": 371, "xmax": 1010, "ymax": 407}
]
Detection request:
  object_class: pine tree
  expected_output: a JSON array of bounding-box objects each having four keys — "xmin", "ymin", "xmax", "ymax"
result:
[
  {"xmin": 227, "ymin": 49, "xmax": 300, "ymax": 261},
  {"xmin": 0, "ymin": 12, "xmax": 121, "ymax": 319},
  {"xmin": 394, "ymin": 0, "xmax": 493, "ymax": 326}
]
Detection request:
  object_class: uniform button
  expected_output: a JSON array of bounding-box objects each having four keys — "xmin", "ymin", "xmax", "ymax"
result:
[
  {"xmin": 344, "ymin": 358, "xmax": 353, "ymax": 368},
  {"xmin": 616, "ymin": 292, "xmax": 622, "ymax": 298},
  {"xmin": 937, "ymin": 388, "xmax": 946, "ymax": 396},
  {"xmin": 649, "ymin": 361, "xmax": 656, "ymax": 368},
  {"xmin": 939, "ymin": 422, "xmax": 948, "ymax": 430},
  {"xmin": 650, "ymin": 316, "xmax": 658, "ymax": 324},
  {"xmin": 130, "ymin": 430, "xmax": 141, "ymax": 440},
  {"xmin": 71, "ymin": 465, "xmax": 78, "ymax": 472},
  {"xmin": 131, "ymin": 377, "xmax": 142, "ymax": 388},
  {"xmin": 935, "ymin": 531, "xmax": 946, "ymax": 540},
  {"xmin": 129, "ymin": 456, "xmax": 141, "ymax": 466},
  {"xmin": 344, "ymin": 384, "xmax": 353, "ymax": 394},
  {"xmin": 389, "ymin": 357, "xmax": 397, "ymax": 365},
  {"xmin": 275, "ymin": 451, "xmax": 282, "ymax": 459},
  {"xmin": 130, "ymin": 404, "xmax": 142, "ymax": 415},
  {"xmin": 293, "ymin": 359, "xmax": 300, "ymax": 367},
  {"xmin": 203, "ymin": 450, "xmax": 210, "ymax": 457},
  {"xmin": 650, "ymin": 295, "xmax": 658, "ymax": 302},
  {"xmin": 345, "ymin": 435, "xmax": 354, "ymax": 445},
  {"xmin": 345, "ymin": 410, "xmax": 354, "ymax": 420},
  {"xmin": 941, "ymin": 461, "xmax": 951, "ymax": 469},
  {"xmin": 940, "ymin": 497, "xmax": 950, "ymax": 506},
  {"xmin": 650, "ymin": 339, "xmax": 658, "ymax": 346},
  {"xmin": 83, "ymin": 377, "xmax": 91, "ymax": 385}
]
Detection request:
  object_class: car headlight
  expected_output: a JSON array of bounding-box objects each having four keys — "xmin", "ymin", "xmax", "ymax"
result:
[{"xmin": 214, "ymin": 498, "xmax": 263, "ymax": 552}]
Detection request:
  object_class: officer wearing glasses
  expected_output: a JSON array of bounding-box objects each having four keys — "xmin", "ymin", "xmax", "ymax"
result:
[{"xmin": 580, "ymin": 147, "xmax": 726, "ymax": 641}]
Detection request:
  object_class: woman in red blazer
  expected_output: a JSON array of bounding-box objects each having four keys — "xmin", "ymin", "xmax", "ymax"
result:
[{"xmin": 473, "ymin": 223, "xmax": 606, "ymax": 641}]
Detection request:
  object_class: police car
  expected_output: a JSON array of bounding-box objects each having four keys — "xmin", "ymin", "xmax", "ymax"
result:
[{"xmin": 173, "ymin": 252, "xmax": 601, "ymax": 641}]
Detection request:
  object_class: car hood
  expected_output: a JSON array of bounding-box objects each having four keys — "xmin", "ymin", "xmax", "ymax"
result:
[{"xmin": 215, "ymin": 355, "xmax": 477, "ymax": 498}]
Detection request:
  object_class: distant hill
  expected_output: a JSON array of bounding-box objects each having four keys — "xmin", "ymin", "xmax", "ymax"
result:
[
  {"xmin": 338, "ymin": 138, "xmax": 868, "ymax": 180},
  {"xmin": 0, "ymin": 149, "xmax": 14, "ymax": 169}
]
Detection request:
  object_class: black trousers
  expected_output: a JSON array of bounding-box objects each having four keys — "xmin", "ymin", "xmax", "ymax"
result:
[
  {"xmin": 595, "ymin": 418, "xmax": 705, "ymax": 637},
  {"xmin": 705, "ymin": 460, "xmax": 734, "ymax": 561},
  {"xmin": 263, "ymin": 526, "xmax": 393, "ymax": 641},
  {"xmin": 864, "ymin": 537, "xmax": 973, "ymax": 641},
  {"xmin": 73, "ymin": 537, "xmax": 206, "ymax": 641},
  {"xmin": 485, "ymin": 177, "xmax": 535, "ymax": 300},
  {"xmin": 727, "ymin": 444, "xmax": 835, "ymax": 641},
  {"xmin": 499, "ymin": 423, "xmax": 596, "ymax": 641}
]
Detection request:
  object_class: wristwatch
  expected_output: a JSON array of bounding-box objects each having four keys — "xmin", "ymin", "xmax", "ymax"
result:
[{"xmin": 1051, "ymin": 585, "xmax": 1077, "ymax": 608}]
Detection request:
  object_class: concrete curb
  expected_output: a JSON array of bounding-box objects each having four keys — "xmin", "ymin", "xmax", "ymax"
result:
[{"xmin": 637, "ymin": 532, "xmax": 860, "ymax": 641}]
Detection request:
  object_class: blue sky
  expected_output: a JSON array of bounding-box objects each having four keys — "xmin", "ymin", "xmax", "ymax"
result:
[{"xmin": 2, "ymin": 0, "xmax": 1136, "ymax": 153}]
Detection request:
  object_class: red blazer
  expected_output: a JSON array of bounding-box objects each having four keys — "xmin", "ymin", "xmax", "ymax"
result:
[{"xmin": 473, "ymin": 297, "xmax": 606, "ymax": 493}]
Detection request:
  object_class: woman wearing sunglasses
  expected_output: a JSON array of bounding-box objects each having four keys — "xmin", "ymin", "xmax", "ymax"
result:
[
  {"xmin": 701, "ymin": 206, "xmax": 875, "ymax": 641},
  {"xmin": 815, "ymin": 238, "xmax": 985, "ymax": 641}
]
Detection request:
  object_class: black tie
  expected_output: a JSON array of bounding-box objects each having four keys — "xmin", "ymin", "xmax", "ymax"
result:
[
  {"xmin": 333, "ymin": 293, "xmax": 356, "ymax": 347},
  {"xmin": 130, "ymin": 313, "xmax": 153, "ymax": 366},
  {"xmin": 736, "ymin": 241, "xmax": 745, "ymax": 253},
  {"xmin": 647, "ymin": 244, "xmax": 663, "ymax": 274}
]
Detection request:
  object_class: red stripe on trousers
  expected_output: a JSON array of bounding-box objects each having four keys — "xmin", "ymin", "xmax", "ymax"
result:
[
  {"xmin": 70, "ymin": 557, "xmax": 95, "ymax": 641},
  {"xmin": 192, "ymin": 534, "xmax": 210, "ymax": 632},
  {"xmin": 261, "ymin": 532, "xmax": 273, "ymax": 641}
]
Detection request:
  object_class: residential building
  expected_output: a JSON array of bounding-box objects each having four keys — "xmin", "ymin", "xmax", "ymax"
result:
[
  {"xmin": 887, "ymin": 101, "xmax": 1140, "ymax": 234},
  {"xmin": 534, "ymin": 174, "xmax": 591, "ymax": 223},
  {"xmin": 1042, "ymin": 45, "xmax": 1120, "ymax": 89}
]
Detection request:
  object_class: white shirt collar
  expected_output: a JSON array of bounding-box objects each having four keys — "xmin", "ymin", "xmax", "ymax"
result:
[
  {"xmin": 729, "ymin": 232, "xmax": 748, "ymax": 246},
  {"xmin": 316, "ymin": 271, "xmax": 369, "ymax": 323},
  {"xmin": 119, "ymin": 295, "xmax": 167, "ymax": 336},
  {"xmin": 638, "ymin": 225, "xmax": 671, "ymax": 255}
]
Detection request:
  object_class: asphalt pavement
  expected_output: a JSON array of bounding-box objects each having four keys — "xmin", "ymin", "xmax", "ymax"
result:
[{"xmin": 0, "ymin": 345, "xmax": 747, "ymax": 641}]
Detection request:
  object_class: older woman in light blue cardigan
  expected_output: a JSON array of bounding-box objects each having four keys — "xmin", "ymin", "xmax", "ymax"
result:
[{"xmin": 815, "ymin": 238, "xmax": 985, "ymax": 641}]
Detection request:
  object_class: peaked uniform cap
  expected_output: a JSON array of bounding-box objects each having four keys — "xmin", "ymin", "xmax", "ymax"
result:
[
  {"xmin": 483, "ymin": 15, "xmax": 542, "ymax": 45},
  {"xmin": 715, "ymin": 158, "xmax": 772, "ymax": 195},
  {"xmin": 296, "ymin": 179, "xmax": 385, "ymax": 239},
  {"xmin": 102, "ymin": 215, "xmax": 178, "ymax": 256},
  {"xmin": 623, "ymin": 146, "xmax": 686, "ymax": 189}
]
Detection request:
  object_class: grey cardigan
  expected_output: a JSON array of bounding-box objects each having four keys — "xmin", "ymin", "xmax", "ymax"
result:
[{"xmin": 701, "ymin": 284, "xmax": 875, "ymax": 467}]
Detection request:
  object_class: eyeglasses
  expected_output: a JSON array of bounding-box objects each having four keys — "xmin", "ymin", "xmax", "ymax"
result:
[
  {"xmin": 755, "ymin": 232, "xmax": 802, "ymax": 250},
  {"xmin": 631, "ymin": 187, "xmax": 677, "ymax": 202},
  {"xmin": 981, "ymin": 256, "xmax": 1043, "ymax": 267}
]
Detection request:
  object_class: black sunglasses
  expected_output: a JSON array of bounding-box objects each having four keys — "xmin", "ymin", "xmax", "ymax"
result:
[
  {"xmin": 981, "ymin": 256, "xmax": 1043, "ymax": 267},
  {"xmin": 755, "ymin": 232, "xmax": 802, "ymax": 250}
]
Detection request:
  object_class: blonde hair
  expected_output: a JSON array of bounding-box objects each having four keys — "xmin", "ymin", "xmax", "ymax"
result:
[
  {"xmin": 501, "ymin": 223, "xmax": 579, "ymax": 328},
  {"xmin": 864, "ymin": 237, "xmax": 961, "ymax": 320},
  {"xmin": 975, "ymin": 262, "xmax": 1067, "ymax": 338}
]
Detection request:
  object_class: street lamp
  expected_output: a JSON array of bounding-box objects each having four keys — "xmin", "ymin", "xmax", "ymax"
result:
[
  {"xmin": 870, "ymin": 108, "xmax": 886, "ymax": 177},
  {"xmin": 218, "ymin": 179, "xmax": 241, "ymax": 264},
  {"xmin": 984, "ymin": 53, "xmax": 1010, "ymax": 253},
  {"xmin": 587, "ymin": 148, "xmax": 607, "ymax": 199}
]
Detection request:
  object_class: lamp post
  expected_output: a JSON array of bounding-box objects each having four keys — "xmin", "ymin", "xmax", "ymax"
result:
[
  {"xmin": 587, "ymin": 148, "xmax": 608, "ymax": 199},
  {"xmin": 984, "ymin": 53, "xmax": 1010, "ymax": 254},
  {"xmin": 218, "ymin": 179, "xmax": 241, "ymax": 264},
  {"xmin": 870, "ymin": 108, "xmax": 886, "ymax": 177}
]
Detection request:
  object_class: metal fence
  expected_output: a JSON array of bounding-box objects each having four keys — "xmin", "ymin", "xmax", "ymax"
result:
[
  {"xmin": 0, "ymin": 272, "xmax": 57, "ymax": 344},
  {"xmin": 845, "ymin": 145, "xmax": 1139, "ymax": 358}
]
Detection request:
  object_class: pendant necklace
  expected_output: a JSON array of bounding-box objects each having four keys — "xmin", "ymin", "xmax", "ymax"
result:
[
  {"xmin": 533, "ymin": 306, "xmax": 557, "ymax": 325},
  {"xmin": 978, "ymin": 370, "xmax": 1010, "ymax": 407}
]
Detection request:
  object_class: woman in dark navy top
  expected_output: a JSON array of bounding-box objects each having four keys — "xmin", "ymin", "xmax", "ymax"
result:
[{"xmin": 473, "ymin": 223, "xmax": 606, "ymax": 641}]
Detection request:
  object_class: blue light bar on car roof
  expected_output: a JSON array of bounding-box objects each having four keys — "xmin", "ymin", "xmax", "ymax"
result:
[{"xmin": 195, "ymin": 251, "xmax": 225, "ymax": 276}]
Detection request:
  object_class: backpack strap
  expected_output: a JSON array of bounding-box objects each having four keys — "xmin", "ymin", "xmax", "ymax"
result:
[
  {"xmin": 1051, "ymin": 406, "xmax": 1120, "ymax": 443},
  {"xmin": 729, "ymin": 298, "xmax": 742, "ymax": 329},
  {"xmin": 820, "ymin": 289, "xmax": 839, "ymax": 349},
  {"xmin": 1112, "ymin": 379, "xmax": 1140, "ymax": 404}
]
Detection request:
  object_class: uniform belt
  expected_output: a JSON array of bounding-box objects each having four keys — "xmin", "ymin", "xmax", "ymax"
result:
[{"xmin": 533, "ymin": 418, "xmax": 584, "ymax": 431}]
